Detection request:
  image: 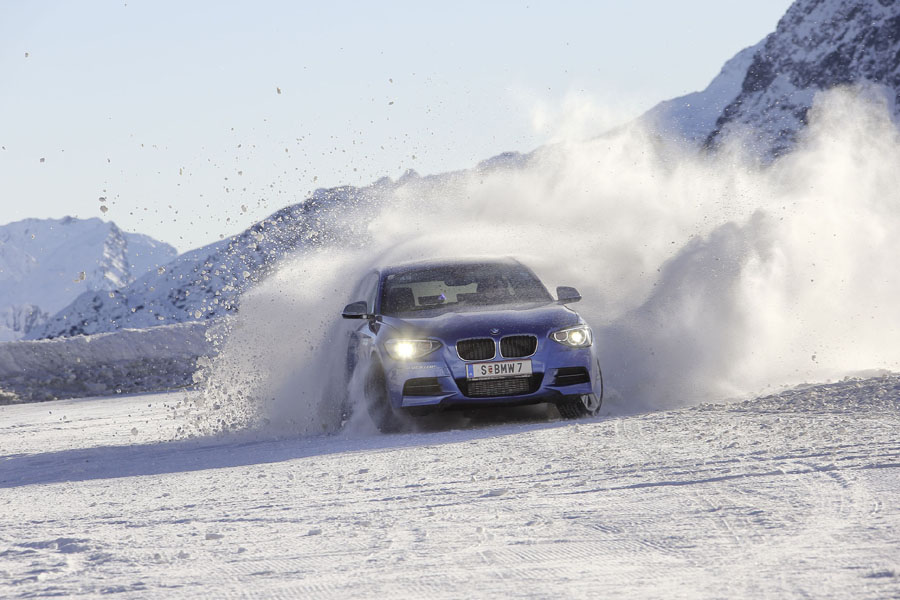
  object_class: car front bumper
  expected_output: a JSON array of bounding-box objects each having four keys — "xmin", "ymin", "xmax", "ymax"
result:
[{"xmin": 384, "ymin": 343, "xmax": 601, "ymax": 411}]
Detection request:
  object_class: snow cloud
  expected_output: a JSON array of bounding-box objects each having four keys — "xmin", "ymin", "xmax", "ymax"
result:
[{"xmin": 195, "ymin": 85, "xmax": 900, "ymax": 435}]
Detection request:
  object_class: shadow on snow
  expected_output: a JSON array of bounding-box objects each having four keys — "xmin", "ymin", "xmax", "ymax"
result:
[{"xmin": 0, "ymin": 407, "xmax": 587, "ymax": 489}]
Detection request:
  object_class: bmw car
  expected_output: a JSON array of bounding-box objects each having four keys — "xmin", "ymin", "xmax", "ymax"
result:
[{"xmin": 341, "ymin": 258, "xmax": 603, "ymax": 431}]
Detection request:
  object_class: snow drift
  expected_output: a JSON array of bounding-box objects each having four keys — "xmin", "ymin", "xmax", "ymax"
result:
[{"xmin": 0, "ymin": 322, "xmax": 208, "ymax": 403}]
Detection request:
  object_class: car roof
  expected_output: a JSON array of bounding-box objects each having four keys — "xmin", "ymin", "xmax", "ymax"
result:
[{"xmin": 379, "ymin": 256, "xmax": 524, "ymax": 277}]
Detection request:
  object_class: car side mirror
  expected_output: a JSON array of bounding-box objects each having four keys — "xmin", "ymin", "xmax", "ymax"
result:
[
  {"xmin": 556, "ymin": 286, "xmax": 582, "ymax": 304},
  {"xmin": 342, "ymin": 300, "xmax": 371, "ymax": 319}
]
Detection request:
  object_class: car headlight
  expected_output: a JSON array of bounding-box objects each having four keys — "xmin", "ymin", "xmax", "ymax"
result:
[
  {"xmin": 384, "ymin": 339, "xmax": 442, "ymax": 360},
  {"xmin": 550, "ymin": 324, "xmax": 593, "ymax": 348}
]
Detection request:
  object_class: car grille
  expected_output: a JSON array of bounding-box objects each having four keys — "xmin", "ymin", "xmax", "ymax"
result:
[
  {"xmin": 500, "ymin": 335, "xmax": 537, "ymax": 358},
  {"xmin": 553, "ymin": 367, "xmax": 590, "ymax": 386},
  {"xmin": 457, "ymin": 338, "xmax": 495, "ymax": 361},
  {"xmin": 402, "ymin": 377, "xmax": 443, "ymax": 396},
  {"xmin": 457, "ymin": 374, "xmax": 544, "ymax": 398}
]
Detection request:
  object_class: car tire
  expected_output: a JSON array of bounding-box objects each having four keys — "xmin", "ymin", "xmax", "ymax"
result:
[
  {"xmin": 557, "ymin": 393, "xmax": 602, "ymax": 419},
  {"xmin": 365, "ymin": 362, "xmax": 404, "ymax": 433}
]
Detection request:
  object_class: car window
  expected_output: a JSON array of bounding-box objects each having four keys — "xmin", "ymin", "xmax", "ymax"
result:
[
  {"xmin": 349, "ymin": 271, "xmax": 379, "ymax": 313},
  {"xmin": 381, "ymin": 263, "xmax": 551, "ymax": 316},
  {"xmin": 362, "ymin": 272, "xmax": 380, "ymax": 313}
]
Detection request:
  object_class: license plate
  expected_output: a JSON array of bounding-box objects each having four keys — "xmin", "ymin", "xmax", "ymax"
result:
[{"xmin": 466, "ymin": 360, "xmax": 532, "ymax": 380}]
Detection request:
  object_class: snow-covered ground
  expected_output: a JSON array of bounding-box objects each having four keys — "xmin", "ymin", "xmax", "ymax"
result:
[{"xmin": 1, "ymin": 376, "xmax": 898, "ymax": 598}]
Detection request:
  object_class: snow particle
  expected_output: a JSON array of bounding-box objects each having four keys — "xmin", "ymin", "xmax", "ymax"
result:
[
  {"xmin": 39, "ymin": 157, "xmax": 45, "ymax": 163},
  {"xmin": 276, "ymin": 87, "xmax": 282, "ymax": 94},
  {"xmin": 130, "ymin": 427, "xmax": 138, "ymax": 436},
  {"xmin": 157, "ymin": 266, "xmax": 166, "ymax": 275},
  {"xmin": 100, "ymin": 205, "xmax": 108, "ymax": 213}
]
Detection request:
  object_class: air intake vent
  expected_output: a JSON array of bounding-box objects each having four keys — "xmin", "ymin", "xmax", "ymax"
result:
[
  {"xmin": 402, "ymin": 377, "xmax": 443, "ymax": 396},
  {"xmin": 457, "ymin": 374, "xmax": 544, "ymax": 398},
  {"xmin": 500, "ymin": 335, "xmax": 537, "ymax": 358},
  {"xmin": 553, "ymin": 367, "xmax": 590, "ymax": 386},
  {"xmin": 457, "ymin": 338, "xmax": 495, "ymax": 361}
]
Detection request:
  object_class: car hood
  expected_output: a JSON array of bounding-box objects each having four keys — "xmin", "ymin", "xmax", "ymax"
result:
[{"xmin": 380, "ymin": 302, "xmax": 582, "ymax": 340}]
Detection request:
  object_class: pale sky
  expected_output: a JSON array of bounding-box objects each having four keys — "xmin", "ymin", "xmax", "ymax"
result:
[{"xmin": 1, "ymin": 0, "xmax": 792, "ymax": 252}]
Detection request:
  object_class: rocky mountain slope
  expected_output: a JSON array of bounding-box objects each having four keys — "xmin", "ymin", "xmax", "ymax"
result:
[
  {"xmin": 26, "ymin": 184, "xmax": 392, "ymax": 339},
  {"xmin": 0, "ymin": 218, "xmax": 176, "ymax": 341},
  {"xmin": 645, "ymin": 0, "xmax": 900, "ymax": 157}
]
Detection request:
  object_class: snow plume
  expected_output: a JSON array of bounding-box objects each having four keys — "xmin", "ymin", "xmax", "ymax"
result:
[
  {"xmin": 194, "ymin": 85, "xmax": 900, "ymax": 436},
  {"xmin": 188, "ymin": 250, "xmax": 365, "ymax": 436},
  {"xmin": 377, "ymin": 86, "xmax": 900, "ymax": 411}
]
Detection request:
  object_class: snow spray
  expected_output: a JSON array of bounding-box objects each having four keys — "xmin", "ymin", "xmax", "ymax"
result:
[{"xmin": 193, "ymin": 85, "xmax": 900, "ymax": 436}]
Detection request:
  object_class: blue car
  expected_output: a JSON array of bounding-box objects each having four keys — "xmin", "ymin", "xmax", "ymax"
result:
[{"xmin": 341, "ymin": 258, "xmax": 602, "ymax": 431}]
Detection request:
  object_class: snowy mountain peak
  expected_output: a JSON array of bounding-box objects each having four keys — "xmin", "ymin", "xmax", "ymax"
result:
[
  {"xmin": 643, "ymin": 41, "xmax": 764, "ymax": 145},
  {"xmin": 0, "ymin": 217, "xmax": 177, "ymax": 341},
  {"xmin": 27, "ymin": 185, "xmax": 384, "ymax": 339},
  {"xmin": 645, "ymin": 0, "xmax": 900, "ymax": 157}
]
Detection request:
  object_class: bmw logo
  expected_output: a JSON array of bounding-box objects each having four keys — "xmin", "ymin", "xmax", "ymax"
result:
[{"xmin": 490, "ymin": 328, "xmax": 501, "ymax": 335}]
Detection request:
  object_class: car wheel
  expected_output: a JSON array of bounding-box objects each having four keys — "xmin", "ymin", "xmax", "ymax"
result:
[
  {"xmin": 557, "ymin": 393, "xmax": 602, "ymax": 419},
  {"xmin": 365, "ymin": 362, "xmax": 404, "ymax": 433}
]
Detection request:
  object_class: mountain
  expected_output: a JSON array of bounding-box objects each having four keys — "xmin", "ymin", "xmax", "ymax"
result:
[
  {"xmin": 643, "ymin": 42, "xmax": 764, "ymax": 146},
  {"xmin": 0, "ymin": 217, "xmax": 176, "ymax": 341},
  {"xmin": 645, "ymin": 0, "xmax": 900, "ymax": 157},
  {"xmin": 27, "ymin": 185, "xmax": 388, "ymax": 339}
]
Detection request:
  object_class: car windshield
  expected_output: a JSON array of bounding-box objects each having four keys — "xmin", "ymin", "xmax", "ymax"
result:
[{"xmin": 380, "ymin": 263, "xmax": 552, "ymax": 316}]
